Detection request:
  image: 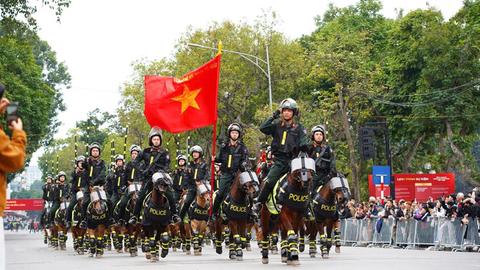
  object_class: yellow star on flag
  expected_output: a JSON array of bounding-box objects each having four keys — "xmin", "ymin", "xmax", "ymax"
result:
[{"xmin": 171, "ymin": 86, "xmax": 202, "ymax": 113}]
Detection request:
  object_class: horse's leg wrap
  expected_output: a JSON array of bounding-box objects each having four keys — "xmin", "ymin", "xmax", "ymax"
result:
[
  {"xmin": 334, "ymin": 227, "xmax": 341, "ymax": 247},
  {"xmin": 270, "ymin": 233, "xmax": 279, "ymax": 251},
  {"xmin": 287, "ymin": 230, "xmax": 299, "ymax": 260},
  {"xmin": 319, "ymin": 234, "xmax": 328, "ymax": 256},
  {"xmin": 149, "ymin": 237, "xmax": 158, "ymax": 258},
  {"xmin": 142, "ymin": 237, "xmax": 149, "ymax": 253},
  {"xmin": 299, "ymin": 236, "xmax": 305, "ymax": 252},
  {"xmin": 129, "ymin": 235, "xmax": 137, "ymax": 254},
  {"xmin": 309, "ymin": 239, "xmax": 317, "ymax": 255},
  {"xmin": 77, "ymin": 236, "xmax": 84, "ymax": 252},
  {"xmin": 215, "ymin": 239, "xmax": 223, "ymax": 254},
  {"xmin": 198, "ymin": 234, "xmax": 204, "ymax": 247},
  {"xmin": 111, "ymin": 230, "xmax": 118, "ymax": 249},
  {"xmin": 234, "ymin": 234, "xmax": 242, "ymax": 258},
  {"xmin": 261, "ymin": 240, "xmax": 269, "ymax": 258},
  {"xmin": 117, "ymin": 234, "xmax": 124, "ymax": 251},
  {"xmin": 160, "ymin": 232, "xmax": 170, "ymax": 258},
  {"xmin": 96, "ymin": 236, "xmax": 104, "ymax": 256},
  {"xmin": 240, "ymin": 236, "xmax": 247, "ymax": 249},
  {"xmin": 280, "ymin": 240, "xmax": 288, "ymax": 261},
  {"xmin": 326, "ymin": 237, "xmax": 332, "ymax": 251},
  {"xmin": 73, "ymin": 236, "xmax": 78, "ymax": 250},
  {"xmin": 192, "ymin": 232, "xmax": 199, "ymax": 251},
  {"xmin": 223, "ymin": 229, "xmax": 230, "ymax": 245},
  {"xmin": 89, "ymin": 236, "xmax": 96, "ymax": 255}
]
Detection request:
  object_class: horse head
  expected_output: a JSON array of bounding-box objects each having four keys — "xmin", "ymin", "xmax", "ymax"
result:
[
  {"xmin": 289, "ymin": 153, "xmax": 315, "ymax": 189},
  {"xmin": 152, "ymin": 171, "xmax": 173, "ymax": 194},
  {"xmin": 238, "ymin": 170, "xmax": 260, "ymax": 199},
  {"xmin": 196, "ymin": 181, "xmax": 211, "ymax": 208},
  {"xmin": 90, "ymin": 186, "xmax": 108, "ymax": 215},
  {"xmin": 328, "ymin": 172, "xmax": 350, "ymax": 207}
]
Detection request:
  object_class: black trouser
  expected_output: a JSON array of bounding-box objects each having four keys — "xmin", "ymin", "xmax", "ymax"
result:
[
  {"xmin": 257, "ymin": 158, "xmax": 291, "ymax": 203},
  {"xmin": 133, "ymin": 181, "xmax": 177, "ymax": 218},
  {"xmin": 49, "ymin": 202, "xmax": 60, "ymax": 224},
  {"xmin": 66, "ymin": 195, "xmax": 77, "ymax": 223},
  {"xmin": 114, "ymin": 193, "xmax": 130, "ymax": 221},
  {"xmin": 111, "ymin": 192, "xmax": 121, "ymax": 209},
  {"xmin": 179, "ymin": 187, "xmax": 196, "ymax": 219},
  {"xmin": 212, "ymin": 172, "xmax": 235, "ymax": 215}
]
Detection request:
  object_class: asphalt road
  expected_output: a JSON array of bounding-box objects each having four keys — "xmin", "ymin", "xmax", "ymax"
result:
[{"xmin": 5, "ymin": 231, "xmax": 479, "ymax": 270}]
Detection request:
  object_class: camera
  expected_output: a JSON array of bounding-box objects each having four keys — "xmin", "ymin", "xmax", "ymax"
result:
[{"xmin": 6, "ymin": 101, "xmax": 19, "ymax": 123}]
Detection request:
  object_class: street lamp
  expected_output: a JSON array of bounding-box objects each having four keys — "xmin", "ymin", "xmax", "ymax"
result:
[{"xmin": 186, "ymin": 42, "xmax": 273, "ymax": 111}]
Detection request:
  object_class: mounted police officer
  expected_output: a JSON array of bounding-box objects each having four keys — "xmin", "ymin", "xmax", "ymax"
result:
[
  {"xmin": 307, "ymin": 125, "xmax": 336, "ymax": 195},
  {"xmin": 172, "ymin": 154, "xmax": 190, "ymax": 202},
  {"xmin": 211, "ymin": 123, "xmax": 249, "ymax": 219},
  {"xmin": 79, "ymin": 142, "xmax": 111, "ymax": 229},
  {"xmin": 129, "ymin": 127, "xmax": 179, "ymax": 225},
  {"xmin": 40, "ymin": 175, "xmax": 54, "ymax": 230},
  {"xmin": 66, "ymin": 155, "xmax": 88, "ymax": 228},
  {"xmin": 49, "ymin": 171, "xmax": 69, "ymax": 225},
  {"xmin": 110, "ymin": 154, "xmax": 127, "ymax": 207},
  {"xmin": 178, "ymin": 145, "xmax": 209, "ymax": 220},
  {"xmin": 255, "ymin": 98, "xmax": 308, "ymax": 205},
  {"xmin": 114, "ymin": 145, "xmax": 142, "ymax": 223}
]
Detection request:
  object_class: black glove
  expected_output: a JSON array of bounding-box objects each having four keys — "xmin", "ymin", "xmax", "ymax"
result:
[
  {"xmin": 171, "ymin": 214, "xmax": 181, "ymax": 224},
  {"xmin": 272, "ymin": 109, "xmax": 281, "ymax": 119},
  {"xmin": 128, "ymin": 216, "xmax": 138, "ymax": 225}
]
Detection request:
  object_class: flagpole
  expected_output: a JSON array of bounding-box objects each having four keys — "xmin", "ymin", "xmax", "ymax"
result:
[{"xmin": 209, "ymin": 41, "xmax": 222, "ymax": 216}]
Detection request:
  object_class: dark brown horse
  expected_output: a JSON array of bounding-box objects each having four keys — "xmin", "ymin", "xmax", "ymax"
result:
[
  {"xmin": 214, "ymin": 170, "xmax": 259, "ymax": 261},
  {"xmin": 141, "ymin": 172, "xmax": 173, "ymax": 262},
  {"xmin": 260, "ymin": 155, "xmax": 315, "ymax": 265},
  {"xmin": 53, "ymin": 200, "xmax": 69, "ymax": 250},
  {"xmin": 86, "ymin": 186, "xmax": 110, "ymax": 258},
  {"xmin": 123, "ymin": 183, "xmax": 142, "ymax": 256},
  {"xmin": 312, "ymin": 173, "xmax": 350, "ymax": 258}
]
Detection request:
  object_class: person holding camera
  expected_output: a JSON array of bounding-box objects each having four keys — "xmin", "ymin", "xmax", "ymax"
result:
[
  {"xmin": 65, "ymin": 156, "xmax": 88, "ymax": 228},
  {"xmin": 0, "ymin": 85, "xmax": 27, "ymax": 270}
]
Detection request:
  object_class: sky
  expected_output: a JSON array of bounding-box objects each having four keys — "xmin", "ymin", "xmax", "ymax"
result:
[{"xmin": 29, "ymin": 0, "xmax": 464, "ymax": 167}]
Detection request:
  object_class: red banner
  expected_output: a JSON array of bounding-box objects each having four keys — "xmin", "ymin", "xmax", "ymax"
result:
[
  {"xmin": 369, "ymin": 173, "xmax": 455, "ymax": 202},
  {"xmin": 6, "ymin": 199, "xmax": 44, "ymax": 211}
]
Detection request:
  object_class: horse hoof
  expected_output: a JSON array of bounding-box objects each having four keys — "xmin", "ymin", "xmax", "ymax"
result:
[
  {"xmin": 262, "ymin": 258, "xmax": 269, "ymax": 264},
  {"xmin": 236, "ymin": 256, "xmax": 243, "ymax": 261},
  {"xmin": 310, "ymin": 254, "xmax": 316, "ymax": 258},
  {"xmin": 246, "ymin": 247, "xmax": 252, "ymax": 252},
  {"xmin": 186, "ymin": 250, "xmax": 191, "ymax": 255},
  {"xmin": 116, "ymin": 249, "xmax": 122, "ymax": 253},
  {"xmin": 216, "ymin": 247, "xmax": 222, "ymax": 254},
  {"xmin": 281, "ymin": 257, "xmax": 288, "ymax": 263},
  {"xmin": 89, "ymin": 253, "xmax": 94, "ymax": 257},
  {"xmin": 335, "ymin": 246, "xmax": 341, "ymax": 253},
  {"xmin": 271, "ymin": 250, "xmax": 278, "ymax": 255},
  {"xmin": 146, "ymin": 254, "xmax": 151, "ymax": 260}
]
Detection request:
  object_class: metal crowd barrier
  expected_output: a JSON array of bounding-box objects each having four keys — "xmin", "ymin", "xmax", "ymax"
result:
[{"xmin": 340, "ymin": 216, "xmax": 480, "ymax": 251}]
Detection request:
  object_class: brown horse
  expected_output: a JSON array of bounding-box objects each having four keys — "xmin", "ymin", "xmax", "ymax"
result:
[
  {"xmin": 124, "ymin": 183, "xmax": 142, "ymax": 256},
  {"xmin": 53, "ymin": 200, "xmax": 69, "ymax": 250},
  {"xmin": 185, "ymin": 182, "xmax": 211, "ymax": 255},
  {"xmin": 312, "ymin": 173, "xmax": 350, "ymax": 258},
  {"xmin": 141, "ymin": 172, "xmax": 174, "ymax": 262},
  {"xmin": 71, "ymin": 191, "xmax": 87, "ymax": 255},
  {"xmin": 260, "ymin": 155, "xmax": 315, "ymax": 265},
  {"xmin": 214, "ymin": 170, "xmax": 259, "ymax": 261},
  {"xmin": 85, "ymin": 186, "xmax": 110, "ymax": 258}
]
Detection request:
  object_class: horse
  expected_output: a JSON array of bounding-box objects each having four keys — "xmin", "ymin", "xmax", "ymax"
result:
[
  {"xmin": 260, "ymin": 154, "xmax": 315, "ymax": 265},
  {"xmin": 85, "ymin": 186, "xmax": 110, "ymax": 258},
  {"xmin": 214, "ymin": 170, "xmax": 259, "ymax": 261},
  {"xmin": 312, "ymin": 173, "xmax": 350, "ymax": 258},
  {"xmin": 185, "ymin": 181, "xmax": 211, "ymax": 255},
  {"xmin": 71, "ymin": 191, "xmax": 87, "ymax": 255},
  {"xmin": 41, "ymin": 201, "xmax": 53, "ymax": 246},
  {"xmin": 53, "ymin": 200, "xmax": 69, "ymax": 250},
  {"xmin": 123, "ymin": 182, "xmax": 142, "ymax": 256},
  {"xmin": 141, "ymin": 171, "xmax": 174, "ymax": 262}
]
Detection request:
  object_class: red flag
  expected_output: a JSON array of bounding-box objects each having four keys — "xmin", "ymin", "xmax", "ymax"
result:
[{"xmin": 144, "ymin": 55, "xmax": 221, "ymax": 133}]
